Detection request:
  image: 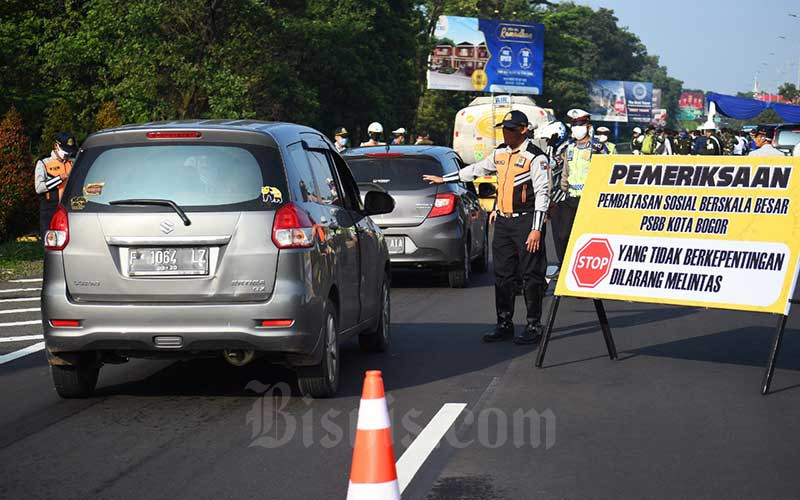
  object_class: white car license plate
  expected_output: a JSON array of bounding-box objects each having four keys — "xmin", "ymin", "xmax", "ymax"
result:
[
  {"xmin": 129, "ymin": 247, "xmax": 209, "ymax": 276},
  {"xmin": 385, "ymin": 237, "xmax": 405, "ymax": 255}
]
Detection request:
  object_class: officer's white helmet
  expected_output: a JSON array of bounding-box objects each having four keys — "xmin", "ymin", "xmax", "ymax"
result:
[
  {"xmin": 632, "ymin": 127, "xmax": 642, "ymax": 135},
  {"xmin": 367, "ymin": 122, "xmax": 384, "ymax": 134},
  {"xmin": 536, "ymin": 121, "xmax": 568, "ymax": 145}
]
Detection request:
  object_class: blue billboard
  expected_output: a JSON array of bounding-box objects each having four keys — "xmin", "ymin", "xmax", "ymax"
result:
[
  {"xmin": 427, "ymin": 16, "xmax": 544, "ymax": 95},
  {"xmin": 588, "ymin": 80, "xmax": 654, "ymax": 123}
]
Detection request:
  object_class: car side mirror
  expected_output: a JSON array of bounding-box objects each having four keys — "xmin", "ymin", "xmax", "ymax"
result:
[
  {"xmin": 364, "ymin": 191, "xmax": 395, "ymax": 216},
  {"xmin": 477, "ymin": 183, "xmax": 497, "ymax": 198}
]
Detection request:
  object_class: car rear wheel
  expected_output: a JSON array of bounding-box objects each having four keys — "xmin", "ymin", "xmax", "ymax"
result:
[
  {"xmin": 359, "ymin": 275, "xmax": 390, "ymax": 353},
  {"xmin": 448, "ymin": 240, "xmax": 470, "ymax": 288},
  {"xmin": 297, "ymin": 304, "xmax": 339, "ymax": 398},
  {"xmin": 51, "ymin": 361, "xmax": 100, "ymax": 399},
  {"xmin": 471, "ymin": 228, "xmax": 489, "ymax": 273}
]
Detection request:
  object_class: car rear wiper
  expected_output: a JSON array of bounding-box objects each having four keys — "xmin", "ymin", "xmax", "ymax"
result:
[{"xmin": 109, "ymin": 199, "xmax": 192, "ymax": 226}]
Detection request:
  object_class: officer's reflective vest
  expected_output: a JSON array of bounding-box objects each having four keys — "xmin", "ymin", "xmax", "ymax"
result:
[
  {"xmin": 40, "ymin": 156, "xmax": 72, "ymax": 202},
  {"xmin": 494, "ymin": 143, "xmax": 544, "ymax": 214},
  {"xmin": 606, "ymin": 142, "xmax": 617, "ymax": 154},
  {"xmin": 565, "ymin": 143, "xmax": 592, "ymax": 198}
]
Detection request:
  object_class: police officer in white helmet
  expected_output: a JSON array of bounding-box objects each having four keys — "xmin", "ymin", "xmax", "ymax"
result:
[
  {"xmin": 360, "ymin": 122, "xmax": 386, "ymax": 147},
  {"xmin": 550, "ymin": 109, "xmax": 603, "ymax": 275}
]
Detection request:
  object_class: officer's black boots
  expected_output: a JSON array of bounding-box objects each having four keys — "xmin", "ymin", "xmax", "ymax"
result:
[
  {"xmin": 483, "ymin": 321, "xmax": 514, "ymax": 342},
  {"xmin": 514, "ymin": 284, "xmax": 544, "ymax": 345}
]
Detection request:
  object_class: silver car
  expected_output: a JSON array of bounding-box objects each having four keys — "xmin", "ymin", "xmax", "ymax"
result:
[
  {"xmin": 41, "ymin": 121, "xmax": 394, "ymax": 399},
  {"xmin": 344, "ymin": 146, "xmax": 489, "ymax": 287}
]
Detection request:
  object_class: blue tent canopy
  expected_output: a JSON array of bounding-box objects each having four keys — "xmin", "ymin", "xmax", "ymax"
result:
[{"xmin": 706, "ymin": 92, "xmax": 800, "ymax": 122}]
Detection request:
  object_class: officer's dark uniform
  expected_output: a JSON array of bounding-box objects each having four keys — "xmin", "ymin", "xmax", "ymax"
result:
[
  {"xmin": 34, "ymin": 132, "xmax": 76, "ymax": 238},
  {"xmin": 441, "ymin": 111, "xmax": 551, "ymax": 344},
  {"xmin": 700, "ymin": 131, "xmax": 722, "ymax": 155}
]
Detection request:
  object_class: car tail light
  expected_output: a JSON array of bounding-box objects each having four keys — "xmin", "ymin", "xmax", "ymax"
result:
[
  {"xmin": 260, "ymin": 319, "xmax": 294, "ymax": 328},
  {"xmin": 272, "ymin": 202, "xmax": 316, "ymax": 249},
  {"xmin": 428, "ymin": 193, "xmax": 456, "ymax": 218},
  {"xmin": 146, "ymin": 131, "xmax": 202, "ymax": 139},
  {"xmin": 364, "ymin": 152, "xmax": 404, "ymax": 158},
  {"xmin": 44, "ymin": 205, "xmax": 69, "ymax": 250},
  {"xmin": 50, "ymin": 319, "xmax": 81, "ymax": 328}
]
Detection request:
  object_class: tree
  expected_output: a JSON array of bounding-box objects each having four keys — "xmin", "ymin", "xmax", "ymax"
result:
[
  {"xmin": 778, "ymin": 82, "xmax": 800, "ymax": 104},
  {"xmin": 0, "ymin": 106, "xmax": 35, "ymax": 241},
  {"xmin": 93, "ymin": 101, "xmax": 123, "ymax": 131},
  {"xmin": 635, "ymin": 55, "xmax": 683, "ymax": 129},
  {"xmin": 39, "ymin": 100, "xmax": 77, "ymax": 157}
]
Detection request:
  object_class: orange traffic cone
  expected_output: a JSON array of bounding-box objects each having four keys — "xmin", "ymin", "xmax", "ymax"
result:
[{"xmin": 347, "ymin": 370, "xmax": 401, "ymax": 499}]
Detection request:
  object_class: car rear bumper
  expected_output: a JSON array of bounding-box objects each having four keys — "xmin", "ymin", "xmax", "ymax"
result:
[
  {"xmin": 41, "ymin": 252, "xmax": 325, "ymax": 363},
  {"xmin": 382, "ymin": 214, "xmax": 464, "ymax": 267}
]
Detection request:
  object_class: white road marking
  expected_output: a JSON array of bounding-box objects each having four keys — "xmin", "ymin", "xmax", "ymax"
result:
[
  {"xmin": 396, "ymin": 403, "xmax": 466, "ymax": 494},
  {"xmin": 0, "ymin": 334, "xmax": 43, "ymax": 343},
  {"xmin": 8, "ymin": 278, "xmax": 42, "ymax": 283},
  {"xmin": 0, "ymin": 287, "xmax": 41, "ymax": 294},
  {"xmin": 0, "ymin": 320, "xmax": 40, "ymax": 328},
  {"xmin": 0, "ymin": 297, "xmax": 40, "ymax": 303},
  {"xmin": 0, "ymin": 342, "xmax": 45, "ymax": 365},
  {"xmin": 0, "ymin": 308, "xmax": 40, "ymax": 315}
]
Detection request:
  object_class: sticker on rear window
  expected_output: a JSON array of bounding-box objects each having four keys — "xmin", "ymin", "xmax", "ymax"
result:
[
  {"xmin": 261, "ymin": 186, "xmax": 283, "ymax": 204},
  {"xmin": 83, "ymin": 182, "xmax": 105, "ymax": 196},
  {"xmin": 70, "ymin": 196, "xmax": 87, "ymax": 210}
]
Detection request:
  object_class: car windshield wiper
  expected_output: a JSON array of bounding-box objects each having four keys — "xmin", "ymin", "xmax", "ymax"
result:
[{"xmin": 109, "ymin": 199, "xmax": 192, "ymax": 226}]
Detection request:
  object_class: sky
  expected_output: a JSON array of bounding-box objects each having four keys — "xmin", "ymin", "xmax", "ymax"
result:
[
  {"xmin": 434, "ymin": 15, "xmax": 484, "ymax": 44},
  {"xmin": 576, "ymin": 0, "xmax": 800, "ymax": 95}
]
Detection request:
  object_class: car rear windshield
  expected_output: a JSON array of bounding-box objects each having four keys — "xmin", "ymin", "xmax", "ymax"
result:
[
  {"xmin": 347, "ymin": 157, "xmax": 444, "ymax": 191},
  {"xmin": 64, "ymin": 143, "xmax": 287, "ymax": 212},
  {"xmin": 776, "ymin": 128, "xmax": 800, "ymax": 147}
]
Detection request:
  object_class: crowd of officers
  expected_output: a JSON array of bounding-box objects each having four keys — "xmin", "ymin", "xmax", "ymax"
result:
[{"xmin": 629, "ymin": 122, "xmax": 787, "ymax": 157}]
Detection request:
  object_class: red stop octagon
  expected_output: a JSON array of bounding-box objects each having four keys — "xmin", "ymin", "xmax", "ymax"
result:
[{"xmin": 572, "ymin": 238, "xmax": 614, "ymax": 288}]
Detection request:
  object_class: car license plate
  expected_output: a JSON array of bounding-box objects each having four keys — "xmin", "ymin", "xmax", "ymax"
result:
[
  {"xmin": 128, "ymin": 247, "xmax": 209, "ymax": 276},
  {"xmin": 385, "ymin": 236, "xmax": 405, "ymax": 255}
]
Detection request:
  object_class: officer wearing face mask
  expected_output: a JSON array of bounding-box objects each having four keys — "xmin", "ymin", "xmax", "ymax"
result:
[
  {"xmin": 422, "ymin": 110, "xmax": 551, "ymax": 345},
  {"xmin": 34, "ymin": 131, "xmax": 76, "ymax": 239},
  {"xmin": 333, "ymin": 126, "xmax": 349, "ymax": 154},
  {"xmin": 595, "ymin": 126, "xmax": 616, "ymax": 154},
  {"xmin": 551, "ymin": 109, "xmax": 599, "ymax": 272}
]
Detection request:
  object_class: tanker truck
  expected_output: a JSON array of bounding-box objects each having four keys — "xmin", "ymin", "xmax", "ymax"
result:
[{"xmin": 453, "ymin": 95, "xmax": 554, "ymax": 210}]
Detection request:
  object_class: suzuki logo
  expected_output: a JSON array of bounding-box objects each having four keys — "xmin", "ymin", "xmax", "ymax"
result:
[{"xmin": 160, "ymin": 220, "xmax": 175, "ymax": 234}]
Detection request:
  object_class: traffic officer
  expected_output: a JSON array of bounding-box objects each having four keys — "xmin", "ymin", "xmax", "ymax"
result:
[
  {"xmin": 748, "ymin": 125, "xmax": 784, "ymax": 156},
  {"xmin": 422, "ymin": 110, "xmax": 551, "ymax": 345},
  {"xmin": 34, "ymin": 131, "xmax": 76, "ymax": 239},
  {"xmin": 631, "ymin": 127, "xmax": 643, "ymax": 154},
  {"xmin": 333, "ymin": 126, "xmax": 349, "ymax": 153},
  {"xmin": 551, "ymin": 109, "xmax": 598, "ymax": 270},
  {"xmin": 360, "ymin": 122, "xmax": 385, "ymax": 147},
  {"xmin": 674, "ymin": 128, "xmax": 692, "ymax": 155},
  {"xmin": 699, "ymin": 120, "xmax": 722, "ymax": 155},
  {"xmin": 390, "ymin": 127, "xmax": 406, "ymax": 145},
  {"xmin": 595, "ymin": 126, "xmax": 616, "ymax": 153}
]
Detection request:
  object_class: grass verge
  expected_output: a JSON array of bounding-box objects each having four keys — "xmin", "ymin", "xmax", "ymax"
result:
[{"xmin": 0, "ymin": 239, "xmax": 44, "ymax": 280}]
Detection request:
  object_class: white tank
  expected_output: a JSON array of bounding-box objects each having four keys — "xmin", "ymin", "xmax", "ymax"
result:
[{"xmin": 453, "ymin": 95, "xmax": 554, "ymax": 164}]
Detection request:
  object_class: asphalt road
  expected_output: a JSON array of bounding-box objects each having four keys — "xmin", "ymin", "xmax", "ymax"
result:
[{"xmin": 1, "ymin": 247, "xmax": 800, "ymax": 499}]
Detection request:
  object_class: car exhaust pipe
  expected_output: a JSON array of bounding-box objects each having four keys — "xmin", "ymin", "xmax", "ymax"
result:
[{"xmin": 222, "ymin": 349, "xmax": 255, "ymax": 367}]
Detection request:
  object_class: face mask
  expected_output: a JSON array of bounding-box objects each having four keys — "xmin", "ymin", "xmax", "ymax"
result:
[
  {"xmin": 572, "ymin": 125, "xmax": 588, "ymax": 141},
  {"xmin": 56, "ymin": 145, "xmax": 70, "ymax": 160},
  {"xmin": 337, "ymin": 138, "xmax": 347, "ymax": 147},
  {"xmin": 597, "ymin": 134, "xmax": 608, "ymax": 143}
]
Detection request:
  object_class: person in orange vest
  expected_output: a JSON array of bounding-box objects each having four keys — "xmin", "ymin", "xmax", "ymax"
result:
[
  {"xmin": 34, "ymin": 132, "xmax": 76, "ymax": 238},
  {"xmin": 423, "ymin": 110, "xmax": 551, "ymax": 345}
]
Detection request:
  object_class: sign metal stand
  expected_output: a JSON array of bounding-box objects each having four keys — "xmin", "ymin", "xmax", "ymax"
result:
[
  {"xmin": 761, "ymin": 298, "xmax": 798, "ymax": 395},
  {"xmin": 535, "ymin": 294, "xmax": 618, "ymax": 368}
]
